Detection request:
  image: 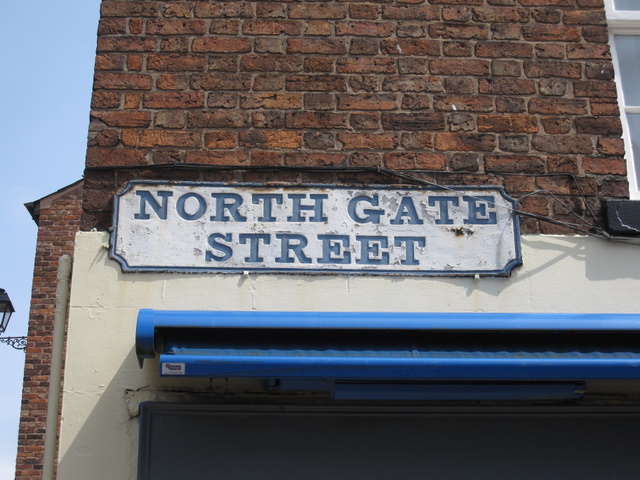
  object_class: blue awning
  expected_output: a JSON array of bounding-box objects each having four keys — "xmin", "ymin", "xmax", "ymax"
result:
[{"xmin": 136, "ymin": 310, "xmax": 640, "ymax": 381}]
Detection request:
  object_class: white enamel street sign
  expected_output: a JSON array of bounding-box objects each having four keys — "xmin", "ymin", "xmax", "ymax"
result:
[{"xmin": 110, "ymin": 181, "xmax": 522, "ymax": 276}]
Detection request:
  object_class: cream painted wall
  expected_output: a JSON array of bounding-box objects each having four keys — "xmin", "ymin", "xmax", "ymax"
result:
[{"xmin": 56, "ymin": 231, "xmax": 640, "ymax": 479}]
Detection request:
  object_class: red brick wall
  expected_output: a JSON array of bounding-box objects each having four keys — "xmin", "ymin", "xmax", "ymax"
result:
[
  {"xmin": 15, "ymin": 185, "xmax": 83, "ymax": 480},
  {"xmin": 85, "ymin": 0, "xmax": 626, "ymax": 232}
]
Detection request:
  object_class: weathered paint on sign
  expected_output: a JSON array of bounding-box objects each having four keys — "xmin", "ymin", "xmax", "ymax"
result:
[{"xmin": 110, "ymin": 181, "xmax": 522, "ymax": 276}]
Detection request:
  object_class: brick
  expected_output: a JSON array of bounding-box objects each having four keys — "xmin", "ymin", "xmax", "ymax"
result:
[
  {"xmin": 434, "ymin": 133, "xmax": 496, "ymax": 152},
  {"xmin": 304, "ymin": 21, "xmax": 332, "ymax": 36},
  {"xmin": 285, "ymin": 152, "xmax": 347, "ymax": 167},
  {"xmin": 532, "ymin": 135, "xmax": 594, "ymax": 154},
  {"xmin": 336, "ymin": 21, "xmax": 395, "ymax": 37},
  {"xmin": 210, "ymin": 20, "xmax": 240, "ymax": 35},
  {"xmin": 289, "ymin": 4, "xmax": 348, "ymax": 19},
  {"xmin": 478, "ymin": 78, "xmax": 536, "ymax": 95},
  {"xmin": 101, "ymin": 1, "xmax": 159, "ymax": 17},
  {"xmin": 154, "ymin": 111, "xmax": 186, "ymax": 129},
  {"xmin": 336, "ymin": 57, "xmax": 396, "ymax": 74},
  {"xmin": 573, "ymin": 81, "xmax": 618, "ymax": 98},
  {"xmin": 252, "ymin": 74, "xmax": 284, "ymax": 92},
  {"xmin": 204, "ymin": 132, "xmax": 237, "ymax": 149},
  {"xmin": 194, "ymin": 3, "xmax": 253, "ymax": 19},
  {"xmin": 541, "ymin": 116, "xmax": 571, "ymax": 134},
  {"xmin": 243, "ymin": 20, "xmax": 303, "ymax": 36},
  {"xmin": 350, "ymin": 38, "xmax": 380, "ymax": 55},
  {"xmin": 337, "ymin": 94, "xmax": 398, "ymax": 111},
  {"xmin": 285, "ymin": 112, "xmax": 348, "ymax": 129},
  {"xmin": 450, "ymin": 153, "xmax": 480, "ymax": 172},
  {"xmin": 384, "ymin": 152, "xmax": 446, "ymax": 170},
  {"xmin": 597, "ymin": 138, "xmax": 625, "ymax": 156},
  {"xmin": 564, "ymin": 10, "xmax": 606, "ymax": 25},
  {"xmin": 287, "ymin": 38, "xmax": 346, "ymax": 55},
  {"xmin": 95, "ymin": 54, "xmax": 125, "ymax": 70},
  {"xmin": 532, "ymin": 8, "xmax": 563, "ymax": 24},
  {"xmin": 350, "ymin": 4, "xmax": 379, "ymax": 20},
  {"xmin": 429, "ymin": 23, "xmax": 489, "ymax": 40},
  {"xmin": 304, "ymin": 131, "xmax": 336, "ymax": 149},
  {"xmin": 430, "ymin": 59, "xmax": 489, "ymax": 76},
  {"xmin": 185, "ymin": 151, "xmax": 249, "ymax": 165},
  {"xmin": 478, "ymin": 115, "xmax": 539, "ymax": 133},
  {"xmin": 435, "ymin": 95, "xmax": 494, "ymax": 113},
  {"xmin": 548, "ymin": 156, "xmax": 579, "ymax": 174},
  {"xmin": 256, "ymin": 3, "xmax": 286, "ymax": 18},
  {"xmin": 252, "ymin": 111, "xmax": 284, "ymax": 129},
  {"xmin": 239, "ymin": 130, "xmax": 302, "ymax": 149},
  {"xmin": 142, "ymin": 92, "xmax": 204, "ymax": 109},
  {"xmin": 337, "ymin": 133, "xmax": 398, "ymax": 150},
  {"xmin": 157, "ymin": 74, "xmax": 189, "ymax": 90},
  {"xmin": 191, "ymin": 74, "xmax": 252, "ymax": 91},
  {"xmin": 476, "ymin": 42, "xmax": 533, "ymax": 58},
  {"xmin": 567, "ymin": 44, "xmax": 610, "ymax": 60},
  {"xmin": 305, "ymin": 58, "xmax": 334, "ymax": 73},
  {"xmin": 473, "ymin": 7, "xmax": 530, "ymax": 23},
  {"xmin": 529, "ymin": 98, "xmax": 587, "ymax": 115},
  {"xmin": 485, "ymin": 155, "xmax": 546, "ymax": 173},
  {"xmin": 389, "ymin": 75, "xmax": 442, "ymax": 94},
  {"xmin": 524, "ymin": 61, "xmax": 582, "ymax": 79},
  {"xmin": 163, "ymin": 2, "xmax": 193, "ymax": 19},
  {"xmin": 522, "ymin": 25, "xmax": 581, "ymax": 42},
  {"xmin": 146, "ymin": 20, "xmax": 205, "ymax": 35},
  {"xmin": 192, "ymin": 38, "xmax": 251, "ymax": 53},
  {"xmin": 251, "ymin": 151, "xmax": 284, "ymax": 166},
  {"xmin": 382, "ymin": 5, "xmax": 439, "ymax": 20},
  {"xmin": 188, "ymin": 112, "xmax": 250, "ymax": 129},
  {"xmin": 93, "ymin": 72, "xmax": 152, "ymax": 90},
  {"xmin": 349, "ymin": 152, "xmax": 383, "ymax": 167},
  {"xmin": 91, "ymin": 111, "xmax": 151, "ymax": 128},
  {"xmin": 241, "ymin": 55, "xmax": 303, "ymax": 72},
  {"xmin": 583, "ymin": 157, "xmax": 627, "ymax": 175},
  {"xmin": 381, "ymin": 39, "xmax": 440, "ymax": 56},
  {"xmin": 97, "ymin": 37, "xmax": 156, "ymax": 52},
  {"xmin": 443, "ymin": 41, "xmax": 473, "ymax": 57},
  {"xmin": 286, "ymin": 75, "xmax": 347, "ymax": 92},
  {"xmin": 575, "ymin": 117, "xmax": 622, "ymax": 136},
  {"xmin": 350, "ymin": 113, "xmax": 380, "ymax": 130},
  {"xmin": 86, "ymin": 147, "xmax": 147, "ymax": 167},
  {"xmin": 240, "ymin": 92, "xmax": 302, "ymax": 110},
  {"xmin": 382, "ymin": 113, "xmax": 446, "ymax": 131},
  {"xmin": 147, "ymin": 54, "xmax": 206, "ymax": 72}
]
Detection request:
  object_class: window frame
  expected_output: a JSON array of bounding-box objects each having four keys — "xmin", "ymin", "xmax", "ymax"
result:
[{"xmin": 605, "ymin": 0, "xmax": 640, "ymax": 199}]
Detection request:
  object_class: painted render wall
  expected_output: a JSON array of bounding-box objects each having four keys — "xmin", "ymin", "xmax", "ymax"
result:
[{"xmin": 56, "ymin": 231, "xmax": 640, "ymax": 479}]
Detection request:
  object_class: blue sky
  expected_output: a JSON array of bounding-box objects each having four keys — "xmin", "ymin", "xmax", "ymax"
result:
[{"xmin": 0, "ymin": 1, "xmax": 101, "ymax": 475}]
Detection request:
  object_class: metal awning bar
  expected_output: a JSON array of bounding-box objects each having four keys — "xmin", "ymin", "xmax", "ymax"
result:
[{"xmin": 136, "ymin": 309, "xmax": 640, "ymax": 380}]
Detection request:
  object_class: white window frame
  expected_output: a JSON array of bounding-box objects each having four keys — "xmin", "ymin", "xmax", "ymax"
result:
[{"xmin": 605, "ymin": 0, "xmax": 640, "ymax": 199}]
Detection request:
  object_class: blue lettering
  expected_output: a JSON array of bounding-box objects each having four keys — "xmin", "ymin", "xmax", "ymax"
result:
[
  {"xmin": 252, "ymin": 194, "xmax": 283, "ymax": 222},
  {"xmin": 210, "ymin": 193, "xmax": 246, "ymax": 222},
  {"xmin": 318, "ymin": 235, "xmax": 351, "ymax": 264},
  {"xmin": 239, "ymin": 233, "xmax": 271, "ymax": 263},
  {"xmin": 463, "ymin": 196, "xmax": 497, "ymax": 225},
  {"xmin": 176, "ymin": 192, "xmax": 206, "ymax": 221},
  {"xmin": 356, "ymin": 236, "xmax": 390, "ymax": 265},
  {"xmin": 428, "ymin": 196, "xmax": 459, "ymax": 225},
  {"xmin": 287, "ymin": 194, "xmax": 328, "ymax": 223},
  {"xmin": 205, "ymin": 233, "xmax": 233, "ymax": 262},
  {"xmin": 390, "ymin": 197, "xmax": 423, "ymax": 225},
  {"xmin": 347, "ymin": 196, "xmax": 383, "ymax": 224},
  {"xmin": 394, "ymin": 237, "xmax": 426, "ymax": 266},
  {"xmin": 134, "ymin": 190, "xmax": 173, "ymax": 220},
  {"xmin": 275, "ymin": 234, "xmax": 311, "ymax": 264}
]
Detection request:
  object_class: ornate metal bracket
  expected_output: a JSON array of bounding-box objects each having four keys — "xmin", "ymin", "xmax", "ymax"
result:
[{"xmin": 0, "ymin": 336, "xmax": 27, "ymax": 351}]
